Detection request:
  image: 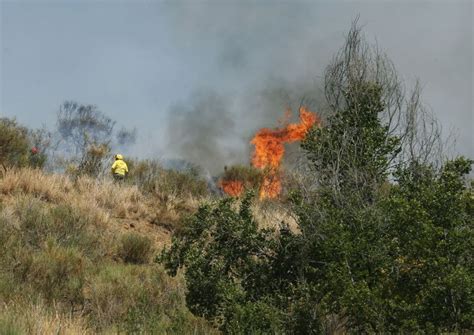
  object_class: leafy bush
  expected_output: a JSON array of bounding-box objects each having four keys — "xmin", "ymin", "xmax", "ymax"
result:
[
  {"xmin": 118, "ymin": 233, "xmax": 153, "ymax": 264},
  {"xmin": 225, "ymin": 299, "xmax": 285, "ymax": 335},
  {"xmin": 160, "ymin": 193, "xmax": 286, "ymax": 332},
  {"xmin": 0, "ymin": 118, "xmax": 31, "ymax": 170},
  {"xmin": 0, "ymin": 118, "xmax": 49, "ymax": 171},
  {"xmin": 28, "ymin": 128, "xmax": 52, "ymax": 169},
  {"xmin": 158, "ymin": 168, "xmax": 209, "ymax": 198}
]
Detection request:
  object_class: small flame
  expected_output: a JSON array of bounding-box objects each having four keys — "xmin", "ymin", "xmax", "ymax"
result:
[
  {"xmin": 251, "ymin": 106, "xmax": 320, "ymax": 199},
  {"xmin": 258, "ymin": 172, "xmax": 281, "ymax": 199},
  {"xmin": 219, "ymin": 180, "xmax": 244, "ymax": 197}
]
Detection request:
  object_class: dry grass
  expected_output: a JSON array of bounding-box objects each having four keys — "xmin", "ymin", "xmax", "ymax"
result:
[
  {"xmin": 83, "ymin": 264, "xmax": 217, "ymax": 333},
  {"xmin": 0, "ymin": 167, "xmax": 218, "ymax": 334},
  {"xmin": 0, "ymin": 169, "xmax": 146, "ymax": 221},
  {"xmin": 0, "ymin": 168, "xmax": 299, "ymax": 246},
  {"xmin": 0, "ymin": 168, "xmax": 302, "ymax": 334},
  {"xmin": 0, "ymin": 168, "xmax": 207, "ymax": 233},
  {"xmin": 0, "ymin": 168, "xmax": 72, "ymax": 202},
  {"xmin": 251, "ymin": 200, "xmax": 299, "ymax": 233},
  {"xmin": 0, "ymin": 301, "xmax": 90, "ymax": 335}
]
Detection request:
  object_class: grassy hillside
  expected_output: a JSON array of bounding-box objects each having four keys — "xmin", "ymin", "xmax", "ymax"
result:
[{"xmin": 0, "ymin": 168, "xmax": 219, "ymax": 334}]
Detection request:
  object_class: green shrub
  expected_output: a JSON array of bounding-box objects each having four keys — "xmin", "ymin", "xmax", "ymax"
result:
[
  {"xmin": 118, "ymin": 233, "xmax": 153, "ymax": 264},
  {"xmin": 0, "ymin": 118, "xmax": 30, "ymax": 170},
  {"xmin": 0, "ymin": 118, "xmax": 48, "ymax": 171},
  {"xmin": 225, "ymin": 300, "xmax": 285, "ymax": 334},
  {"xmin": 160, "ymin": 193, "xmax": 283, "ymax": 332},
  {"xmin": 160, "ymin": 157, "xmax": 474, "ymax": 333}
]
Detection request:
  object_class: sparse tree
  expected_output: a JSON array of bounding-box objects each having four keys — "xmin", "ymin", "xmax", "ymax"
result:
[
  {"xmin": 55, "ymin": 101, "xmax": 137, "ymax": 177},
  {"xmin": 321, "ymin": 19, "xmax": 445, "ymax": 183},
  {"xmin": 57, "ymin": 101, "xmax": 115, "ymax": 158}
]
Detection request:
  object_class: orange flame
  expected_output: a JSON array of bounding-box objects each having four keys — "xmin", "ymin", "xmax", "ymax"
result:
[
  {"xmin": 219, "ymin": 180, "xmax": 244, "ymax": 197},
  {"xmin": 251, "ymin": 107, "xmax": 320, "ymax": 199},
  {"xmin": 219, "ymin": 106, "xmax": 319, "ymax": 199}
]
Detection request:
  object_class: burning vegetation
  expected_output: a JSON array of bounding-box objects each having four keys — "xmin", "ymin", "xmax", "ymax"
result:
[
  {"xmin": 218, "ymin": 165, "xmax": 262, "ymax": 197},
  {"xmin": 220, "ymin": 106, "xmax": 320, "ymax": 199},
  {"xmin": 219, "ymin": 179, "xmax": 244, "ymax": 197}
]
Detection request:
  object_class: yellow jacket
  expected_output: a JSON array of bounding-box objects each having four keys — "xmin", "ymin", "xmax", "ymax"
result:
[{"xmin": 111, "ymin": 159, "xmax": 128, "ymax": 176}]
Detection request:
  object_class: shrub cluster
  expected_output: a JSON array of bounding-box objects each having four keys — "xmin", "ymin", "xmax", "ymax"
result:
[
  {"xmin": 161, "ymin": 157, "xmax": 474, "ymax": 333},
  {"xmin": 118, "ymin": 232, "xmax": 153, "ymax": 264}
]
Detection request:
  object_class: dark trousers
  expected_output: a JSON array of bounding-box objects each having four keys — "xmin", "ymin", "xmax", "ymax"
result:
[{"xmin": 113, "ymin": 174, "xmax": 125, "ymax": 182}]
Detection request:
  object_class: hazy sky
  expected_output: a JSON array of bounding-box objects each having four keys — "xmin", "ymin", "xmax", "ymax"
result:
[{"xmin": 1, "ymin": 0, "xmax": 472, "ymax": 171}]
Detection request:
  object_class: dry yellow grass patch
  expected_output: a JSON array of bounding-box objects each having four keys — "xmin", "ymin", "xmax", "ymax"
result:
[
  {"xmin": 251, "ymin": 200, "xmax": 299, "ymax": 233},
  {"xmin": 0, "ymin": 168, "xmax": 72, "ymax": 202},
  {"xmin": 0, "ymin": 168, "xmax": 206, "ymax": 249},
  {"xmin": 0, "ymin": 168, "xmax": 147, "ymax": 223},
  {"xmin": 73, "ymin": 176, "xmax": 145, "ymax": 218}
]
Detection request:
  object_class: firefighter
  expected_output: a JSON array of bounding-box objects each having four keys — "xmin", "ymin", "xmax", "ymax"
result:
[{"xmin": 111, "ymin": 154, "xmax": 128, "ymax": 182}]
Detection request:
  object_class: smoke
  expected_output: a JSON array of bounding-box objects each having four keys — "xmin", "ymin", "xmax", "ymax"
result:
[
  {"xmin": 166, "ymin": 91, "xmax": 244, "ymax": 172},
  {"xmin": 162, "ymin": 3, "xmax": 331, "ymax": 173},
  {"xmin": 160, "ymin": 2, "xmax": 472, "ymax": 173},
  {"xmin": 2, "ymin": 2, "xmax": 471, "ymax": 172},
  {"xmin": 164, "ymin": 82, "xmax": 326, "ymax": 173}
]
